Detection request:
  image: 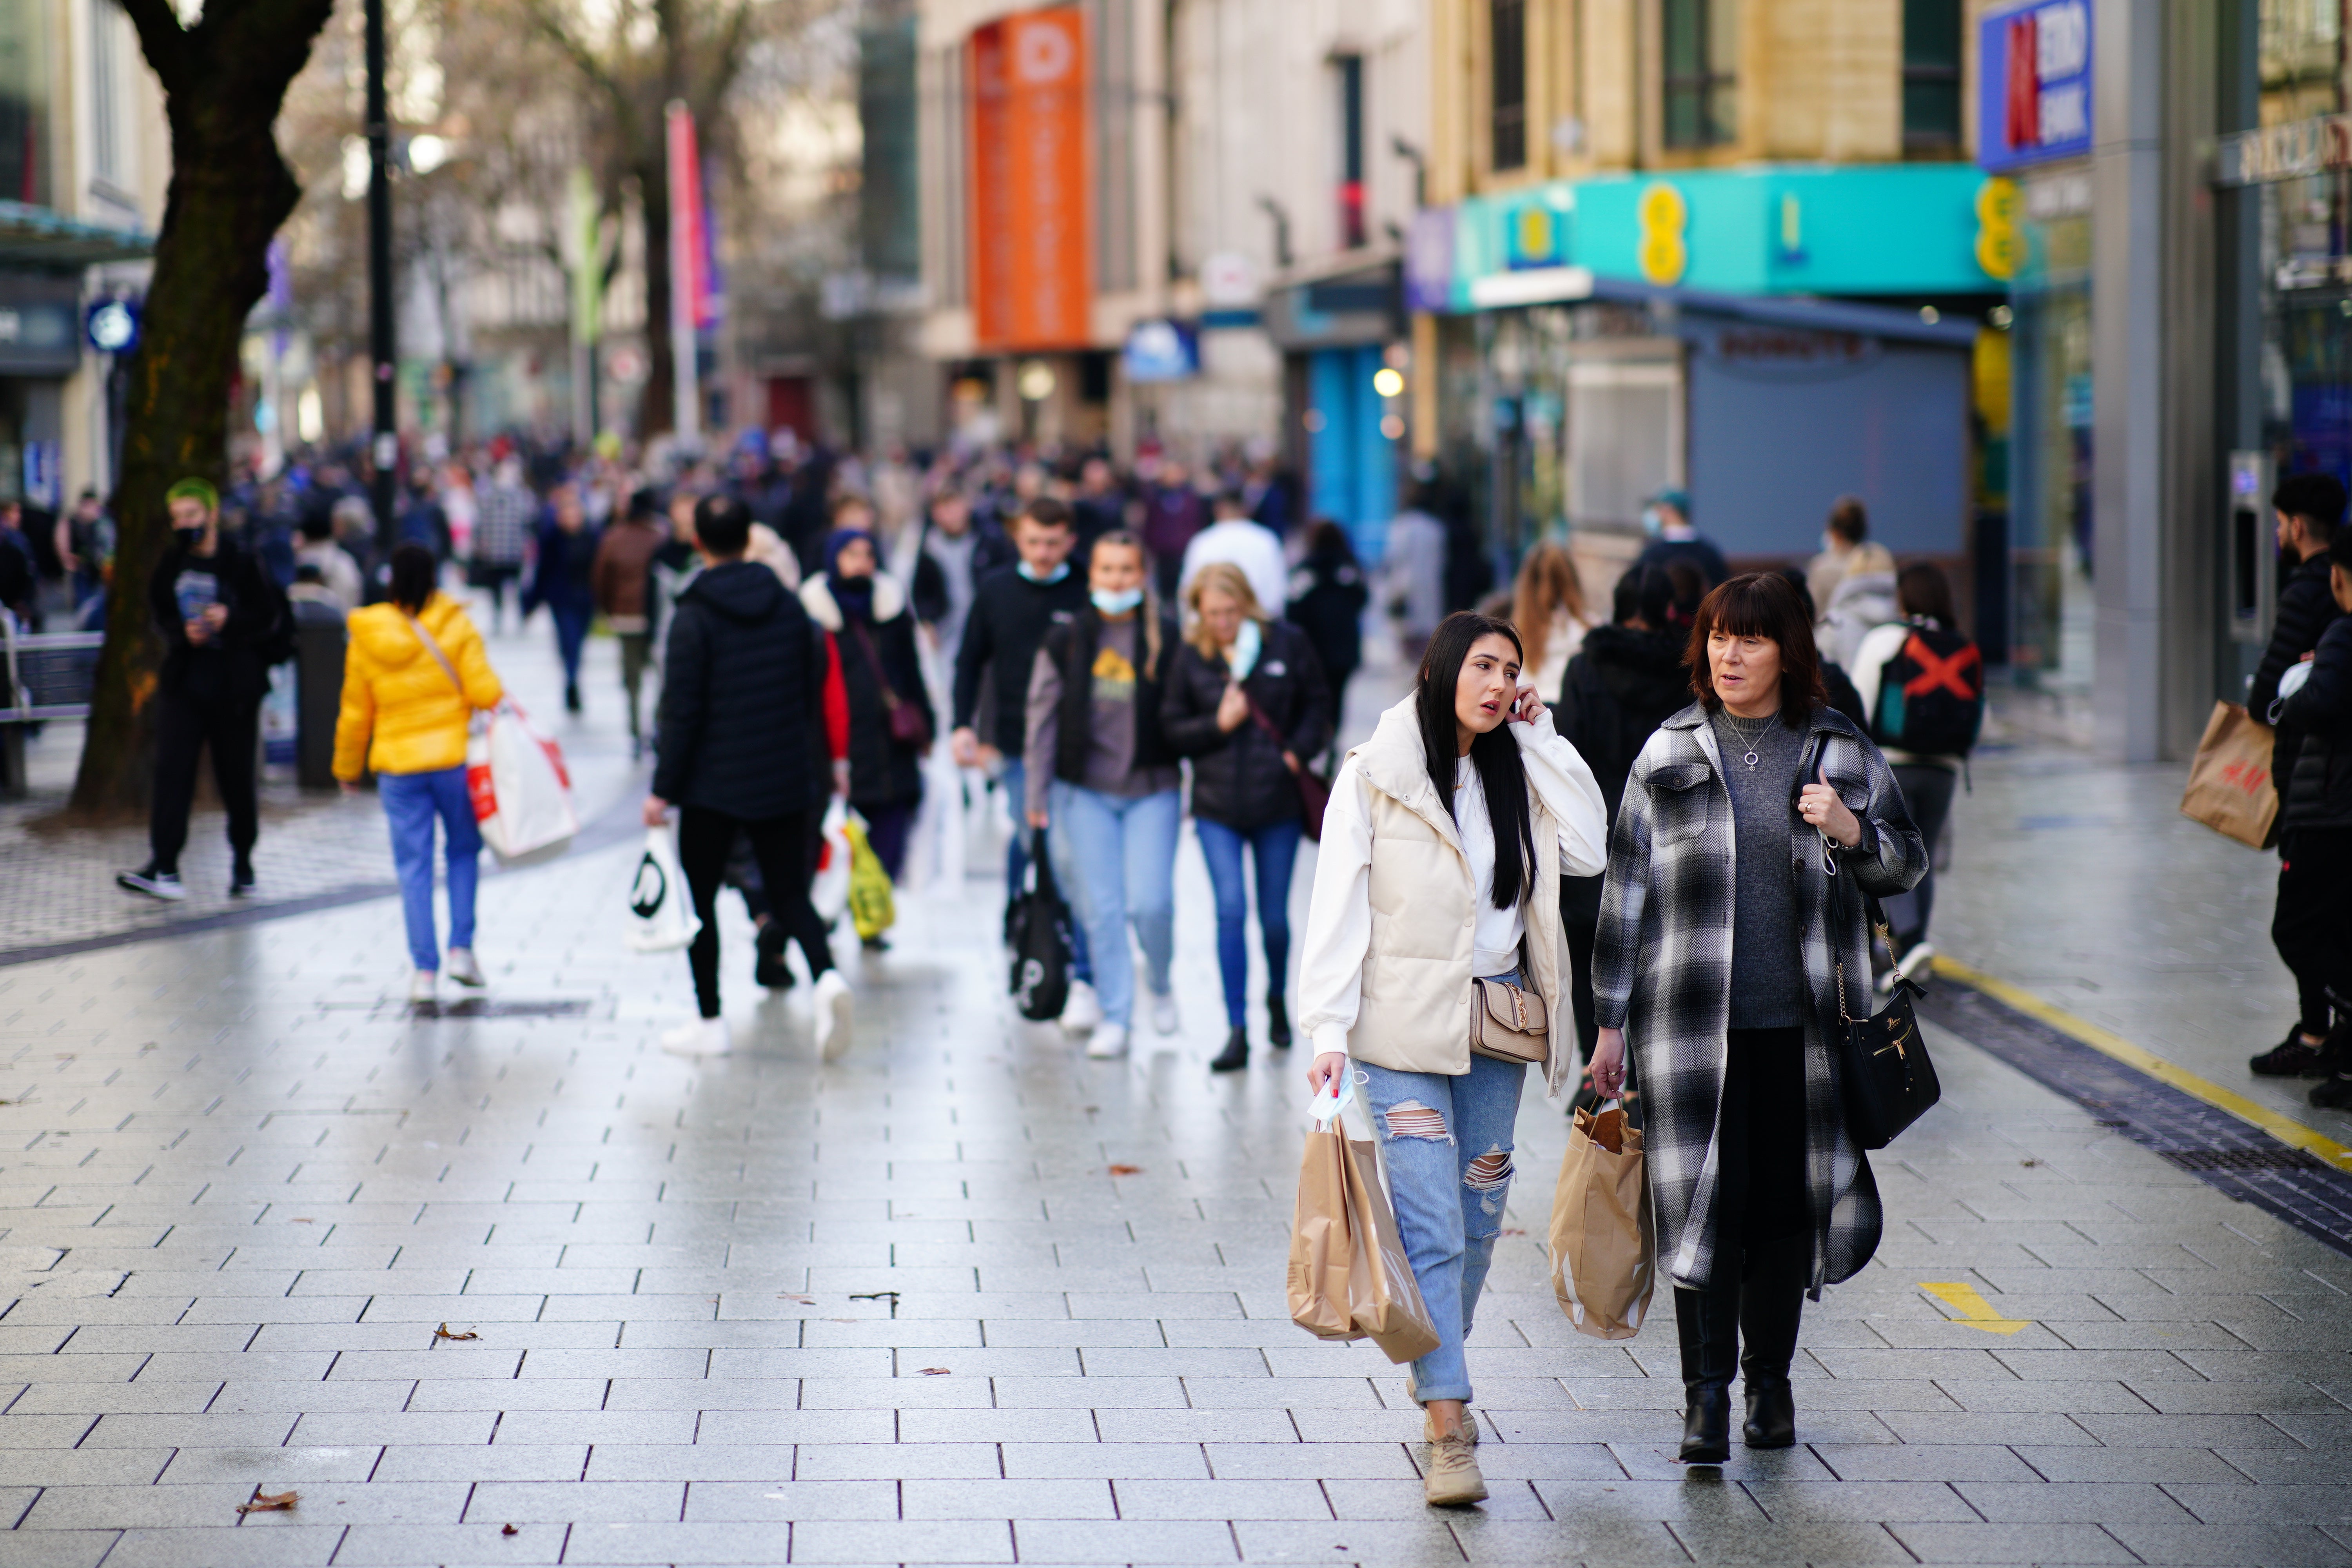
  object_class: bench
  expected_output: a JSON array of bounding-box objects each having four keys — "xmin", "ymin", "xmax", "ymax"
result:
[{"xmin": 0, "ymin": 621, "xmax": 103, "ymax": 798}]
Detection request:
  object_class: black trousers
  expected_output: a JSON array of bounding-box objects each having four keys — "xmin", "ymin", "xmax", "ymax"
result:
[
  {"xmin": 1717, "ymin": 1025, "xmax": 1811, "ymax": 1257},
  {"xmin": 2274, "ymin": 828, "xmax": 2352, "ymax": 1037},
  {"xmin": 1884, "ymin": 763, "xmax": 1958, "ymax": 952},
  {"xmin": 1562, "ymin": 873, "xmax": 1604, "ymax": 1060},
  {"xmin": 150, "ymin": 686, "xmax": 261, "ymax": 873},
  {"xmin": 679, "ymin": 805, "xmax": 834, "ymax": 1020}
]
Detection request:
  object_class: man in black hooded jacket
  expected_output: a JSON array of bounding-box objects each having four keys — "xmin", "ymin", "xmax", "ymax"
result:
[
  {"xmin": 1553, "ymin": 565, "xmax": 1694, "ymax": 1067},
  {"xmin": 2251, "ymin": 474, "xmax": 2349, "ymax": 1079},
  {"xmin": 644, "ymin": 496, "xmax": 851, "ymax": 1062}
]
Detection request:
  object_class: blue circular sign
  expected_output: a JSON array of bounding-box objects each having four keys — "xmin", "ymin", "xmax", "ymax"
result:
[{"xmin": 85, "ymin": 298, "xmax": 140, "ymax": 355}]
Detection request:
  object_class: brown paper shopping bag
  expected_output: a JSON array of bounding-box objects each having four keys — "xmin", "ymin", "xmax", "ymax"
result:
[
  {"xmin": 2180, "ymin": 701, "xmax": 2278, "ymax": 849},
  {"xmin": 1286, "ymin": 1120, "xmax": 1441, "ymax": 1364},
  {"xmin": 1548, "ymin": 1102, "xmax": 1656, "ymax": 1341}
]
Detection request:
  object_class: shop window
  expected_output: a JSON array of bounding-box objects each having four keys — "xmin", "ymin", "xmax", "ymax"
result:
[
  {"xmin": 1663, "ymin": 0, "xmax": 1737, "ymax": 149},
  {"xmin": 1335, "ymin": 55, "xmax": 1367, "ymax": 250},
  {"xmin": 1902, "ymin": 0, "xmax": 1962, "ymax": 152},
  {"xmin": 1491, "ymin": 0, "xmax": 1527, "ymax": 172}
]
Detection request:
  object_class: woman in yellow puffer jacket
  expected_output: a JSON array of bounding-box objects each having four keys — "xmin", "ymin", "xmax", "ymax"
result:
[{"xmin": 333, "ymin": 543, "xmax": 504, "ymax": 1004}]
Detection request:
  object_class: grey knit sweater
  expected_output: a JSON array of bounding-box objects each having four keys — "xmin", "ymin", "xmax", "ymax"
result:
[{"xmin": 1713, "ymin": 709, "xmax": 1807, "ymax": 1029}]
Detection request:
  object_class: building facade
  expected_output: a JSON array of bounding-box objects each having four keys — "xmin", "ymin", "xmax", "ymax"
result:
[{"xmin": 0, "ymin": 0, "xmax": 165, "ymax": 512}]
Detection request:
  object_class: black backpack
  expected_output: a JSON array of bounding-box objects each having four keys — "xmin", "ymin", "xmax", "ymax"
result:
[
  {"xmin": 1869, "ymin": 623, "xmax": 1985, "ymax": 756},
  {"xmin": 1006, "ymin": 829, "xmax": 1074, "ymax": 1023}
]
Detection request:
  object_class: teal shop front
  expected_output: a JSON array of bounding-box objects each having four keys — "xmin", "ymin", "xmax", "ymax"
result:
[{"xmin": 1421, "ymin": 164, "xmax": 2004, "ymax": 588}]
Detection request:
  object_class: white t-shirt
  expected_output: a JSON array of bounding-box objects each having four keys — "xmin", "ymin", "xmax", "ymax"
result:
[{"xmin": 1452, "ymin": 753, "xmax": 1526, "ymax": 979}]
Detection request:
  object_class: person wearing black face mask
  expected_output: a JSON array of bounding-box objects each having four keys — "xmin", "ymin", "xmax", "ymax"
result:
[{"xmin": 117, "ymin": 477, "xmax": 291, "ymax": 902}]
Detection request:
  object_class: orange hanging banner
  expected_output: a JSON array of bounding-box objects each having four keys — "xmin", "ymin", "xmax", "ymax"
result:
[{"xmin": 967, "ymin": 7, "xmax": 1091, "ymax": 351}]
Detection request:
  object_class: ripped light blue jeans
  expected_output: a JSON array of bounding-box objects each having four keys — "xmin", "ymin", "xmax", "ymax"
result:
[{"xmin": 1354, "ymin": 976, "xmax": 1528, "ymax": 1406}]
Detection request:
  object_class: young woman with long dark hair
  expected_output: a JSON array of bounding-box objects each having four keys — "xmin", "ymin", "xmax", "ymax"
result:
[
  {"xmin": 1590, "ymin": 572, "xmax": 1925, "ymax": 1463},
  {"xmin": 1298, "ymin": 611, "xmax": 1609, "ymax": 1507}
]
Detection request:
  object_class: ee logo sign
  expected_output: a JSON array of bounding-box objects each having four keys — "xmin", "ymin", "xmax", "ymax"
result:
[
  {"xmin": 1975, "ymin": 177, "xmax": 2023, "ymax": 282},
  {"xmin": 1637, "ymin": 183, "xmax": 1688, "ymax": 287}
]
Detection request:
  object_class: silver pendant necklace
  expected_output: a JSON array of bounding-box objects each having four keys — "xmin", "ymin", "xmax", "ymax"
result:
[{"xmin": 1720, "ymin": 710, "xmax": 1774, "ymax": 769}]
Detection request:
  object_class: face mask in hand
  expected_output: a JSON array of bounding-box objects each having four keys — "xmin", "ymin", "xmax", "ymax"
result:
[{"xmin": 1091, "ymin": 587, "xmax": 1144, "ymax": 615}]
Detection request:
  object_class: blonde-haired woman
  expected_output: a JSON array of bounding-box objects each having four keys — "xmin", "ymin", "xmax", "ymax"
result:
[
  {"xmin": 1163, "ymin": 563, "xmax": 1335, "ymax": 1072},
  {"xmin": 1512, "ymin": 539, "xmax": 1597, "ymax": 699}
]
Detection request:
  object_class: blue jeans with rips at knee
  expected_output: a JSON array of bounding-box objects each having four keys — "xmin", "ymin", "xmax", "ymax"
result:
[{"xmin": 1352, "ymin": 990, "xmax": 1527, "ymax": 1406}]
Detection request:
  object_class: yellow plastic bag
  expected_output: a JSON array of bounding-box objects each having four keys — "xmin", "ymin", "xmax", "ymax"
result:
[{"xmin": 843, "ymin": 814, "xmax": 896, "ymax": 941}]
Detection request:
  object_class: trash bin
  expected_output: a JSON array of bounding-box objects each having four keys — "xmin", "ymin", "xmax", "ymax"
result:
[{"xmin": 293, "ymin": 599, "xmax": 347, "ymax": 789}]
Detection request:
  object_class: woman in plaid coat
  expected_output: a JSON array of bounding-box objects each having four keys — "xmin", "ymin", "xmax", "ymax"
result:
[{"xmin": 1588, "ymin": 573, "xmax": 1924, "ymax": 1464}]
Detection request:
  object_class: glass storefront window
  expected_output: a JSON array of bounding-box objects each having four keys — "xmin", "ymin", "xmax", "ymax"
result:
[
  {"xmin": 2007, "ymin": 174, "xmax": 2096, "ymax": 690},
  {"xmin": 2256, "ymin": 1, "xmax": 2352, "ymax": 511}
]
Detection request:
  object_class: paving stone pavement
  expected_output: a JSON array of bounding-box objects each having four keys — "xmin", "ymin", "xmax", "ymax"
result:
[
  {"xmin": 0, "ymin": 603, "xmax": 648, "ymax": 964},
  {"xmin": 0, "ymin": 714, "xmax": 2346, "ymax": 1568}
]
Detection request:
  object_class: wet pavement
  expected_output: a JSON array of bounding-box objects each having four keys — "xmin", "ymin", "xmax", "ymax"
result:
[{"xmin": 0, "ymin": 644, "xmax": 2346, "ymax": 1565}]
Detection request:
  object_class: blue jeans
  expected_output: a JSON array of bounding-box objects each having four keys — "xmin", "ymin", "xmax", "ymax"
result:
[
  {"xmin": 1354, "ymin": 1003, "xmax": 1528, "ymax": 1406},
  {"xmin": 1004, "ymin": 759, "xmax": 1090, "ymax": 982},
  {"xmin": 379, "ymin": 766, "xmax": 481, "ymax": 972},
  {"xmin": 1193, "ymin": 817, "xmax": 1302, "ymax": 1028},
  {"xmin": 1051, "ymin": 783, "xmax": 1180, "ymax": 1027},
  {"xmin": 551, "ymin": 604, "xmax": 592, "ymax": 687}
]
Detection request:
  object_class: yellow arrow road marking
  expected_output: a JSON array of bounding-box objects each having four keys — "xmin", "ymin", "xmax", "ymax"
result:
[{"xmin": 1919, "ymin": 1281, "xmax": 2032, "ymax": 1335}]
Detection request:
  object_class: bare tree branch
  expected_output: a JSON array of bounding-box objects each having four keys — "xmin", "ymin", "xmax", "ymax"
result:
[{"xmin": 114, "ymin": 0, "xmax": 192, "ymax": 93}]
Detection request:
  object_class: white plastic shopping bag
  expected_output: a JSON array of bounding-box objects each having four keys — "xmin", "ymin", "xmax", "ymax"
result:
[
  {"xmin": 625, "ymin": 825, "xmax": 701, "ymax": 953},
  {"xmin": 810, "ymin": 797, "xmax": 853, "ymax": 922},
  {"xmin": 468, "ymin": 700, "xmax": 579, "ymax": 863}
]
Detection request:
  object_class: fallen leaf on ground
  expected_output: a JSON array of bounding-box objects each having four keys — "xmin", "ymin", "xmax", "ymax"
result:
[
  {"xmin": 1500, "ymin": 1228, "xmax": 1526, "ymax": 1237},
  {"xmin": 237, "ymin": 1490, "xmax": 298, "ymax": 1514},
  {"xmin": 777, "ymin": 1294, "xmax": 815, "ymax": 1304},
  {"xmin": 1108, "ymin": 1164, "xmax": 1143, "ymax": 1176},
  {"xmin": 918, "ymin": 1367, "xmax": 951, "ymax": 1376},
  {"xmin": 502, "ymin": 1524, "xmax": 519, "ymax": 1536},
  {"xmin": 433, "ymin": 1324, "xmax": 479, "ymax": 1341},
  {"xmin": 289, "ymin": 1218, "xmax": 314, "ymax": 1224},
  {"xmin": 2019, "ymin": 1159, "xmax": 2040, "ymax": 1168}
]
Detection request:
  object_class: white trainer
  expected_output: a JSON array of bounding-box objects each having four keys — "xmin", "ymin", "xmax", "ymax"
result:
[
  {"xmin": 1151, "ymin": 991, "xmax": 1180, "ymax": 1036},
  {"xmin": 1059, "ymin": 978, "xmax": 1102, "ymax": 1033},
  {"xmin": 1086, "ymin": 1022, "xmax": 1130, "ymax": 1060},
  {"xmin": 445, "ymin": 948, "xmax": 485, "ymax": 987},
  {"xmin": 408, "ymin": 969, "xmax": 437, "ymax": 1005},
  {"xmin": 814, "ymin": 970, "xmax": 855, "ymax": 1062},
  {"xmin": 661, "ymin": 1018, "xmax": 731, "ymax": 1057}
]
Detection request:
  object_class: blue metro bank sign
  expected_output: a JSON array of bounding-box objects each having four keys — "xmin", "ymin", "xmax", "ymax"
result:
[{"xmin": 1978, "ymin": 0, "xmax": 2093, "ymax": 172}]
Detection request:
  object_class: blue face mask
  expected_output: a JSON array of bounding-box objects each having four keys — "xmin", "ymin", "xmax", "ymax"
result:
[
  {"xmin": 1091, "ymin": 587, "xmax": 1144, "ymax": 615},
  {"xmin": 1226, "ymin": 617, "xmax": 1262, "ymax": 680},
  {"xmin": 1641, "ymin": 506, "xmax": 1663, "ymax": 537},
  {"xmin": 1017, "ymin": 560, "xmax": 1071, "ymax": 584}
]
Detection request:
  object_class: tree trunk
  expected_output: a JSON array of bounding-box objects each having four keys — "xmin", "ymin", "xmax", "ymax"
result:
[{"xmin": 71, "ymin": 0, "xmax": 333, "ymax": 817}]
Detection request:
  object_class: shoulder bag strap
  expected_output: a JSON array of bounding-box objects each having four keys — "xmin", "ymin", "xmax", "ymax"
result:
[
  {"xmin": 403, "ymin": 611, "xmax": 465, "ymax": 697},
  {"xmin": 848, "ymin": 619, "xmax": 905, "ymax": 713}
]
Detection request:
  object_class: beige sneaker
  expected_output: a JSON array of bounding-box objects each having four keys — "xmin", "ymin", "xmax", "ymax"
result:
[
  {"xmin": 1422, "ymin": 1430, "xmax": 1488, "ymax": 1507},
  {"xmin": 1424, "ymin": 1408, "xmax": 1479, "ymax": 1446}
]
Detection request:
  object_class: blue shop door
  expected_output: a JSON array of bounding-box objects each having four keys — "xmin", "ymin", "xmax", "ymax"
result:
[{"xmin": 1308, "ymin": 346, "xmax": 1398, "ymax": 565}]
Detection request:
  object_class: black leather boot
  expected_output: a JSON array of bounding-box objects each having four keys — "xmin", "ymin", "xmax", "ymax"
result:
[
  {"xmin": 1739, "ymin": 1240, "xmax": 1808, "ymax": 1448},
  {"xmin": 1266, "ymin": 993, "xmax": 1291, "ymax": 1048},
  {"xmin": 1674, "ymin": 1279, "xmax": 1740, "ymax": 1463},
  {"xmin": 1209, "ymin": 1027, "xmax": 1249, "ymax": 1073}
]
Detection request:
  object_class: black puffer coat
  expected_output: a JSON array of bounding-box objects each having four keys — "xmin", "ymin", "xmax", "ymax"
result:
[
  {"xmin": 1161, "ymin": 619, "xmax": 1333, "ymax": 829},
  {"xmin": 802, "ymin": 572, "xmax": 932, "ymax": 808},
  {"xmin": 653, "ymin": 560, "xmax": 829, "ymax": 820},
  {"xmin": 2280, "ymin": 615, "xmax": 2352, "ymax": 833},
  {"xmin": 1556, "ymin": 623, "xmax": 1692, "ymax": 824}
]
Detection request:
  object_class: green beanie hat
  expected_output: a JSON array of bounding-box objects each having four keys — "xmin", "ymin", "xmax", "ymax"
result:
[{"xmin": 165, "ymin": 477, "xmax": 219, "ymax": 514}]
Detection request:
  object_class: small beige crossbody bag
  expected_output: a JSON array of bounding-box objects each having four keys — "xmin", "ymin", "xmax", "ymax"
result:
[{"xmin": 1468, "ymin": 974, "xmax": 1549, "ymax": 1067}]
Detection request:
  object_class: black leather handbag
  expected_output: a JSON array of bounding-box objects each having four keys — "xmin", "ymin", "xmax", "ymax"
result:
[{"xmin": 1800, "ymin": 740, "xmax": 1941, "ymax": 1149}]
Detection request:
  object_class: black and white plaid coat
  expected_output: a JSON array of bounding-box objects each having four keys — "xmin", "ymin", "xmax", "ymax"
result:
[{"xmin": 1592, "ymin": 702, "xmax": 1926, "ymax": 1296}]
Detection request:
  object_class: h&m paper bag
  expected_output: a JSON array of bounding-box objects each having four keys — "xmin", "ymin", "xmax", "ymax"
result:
[{"xmin": 2180, "ymin": 701, "xmax": 2278, "ymax": 850}]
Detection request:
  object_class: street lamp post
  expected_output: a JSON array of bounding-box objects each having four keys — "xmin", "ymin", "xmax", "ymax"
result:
[{"xmin": 365, "ymin": 0, "xmax": 397, "ymax": 560}]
